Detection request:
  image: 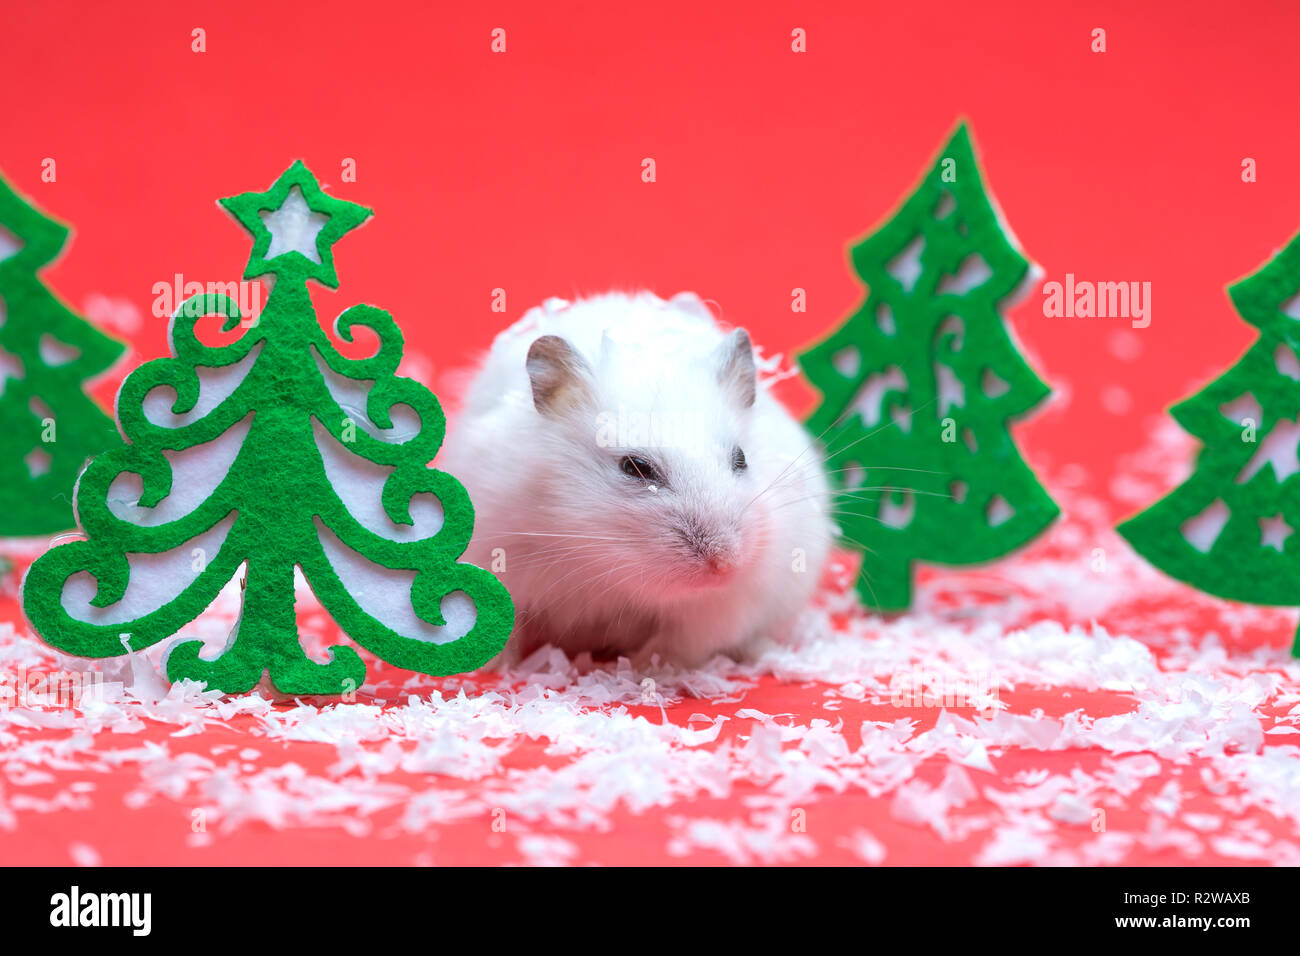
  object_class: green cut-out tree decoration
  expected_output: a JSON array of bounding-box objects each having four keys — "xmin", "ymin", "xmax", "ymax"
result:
[
  {"xmin": 799, "ymin": 122, "xmax": 1059, "ymax": 611},
  {"xmin": 23, "ymin": 161, "xmax": 514, "ymax": 694},
  {"xmin": 1119, "ymin": 231, "xmax": 1300, "ymax": 655},
  {"xmin": 0, "ymin": 174, "xmax": 124, "ymax": 535}
]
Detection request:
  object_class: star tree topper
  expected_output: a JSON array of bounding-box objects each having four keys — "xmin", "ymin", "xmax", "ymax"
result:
[{"xmin": 221, "ymin": 160, "xmax": 369, "ymax": 287}]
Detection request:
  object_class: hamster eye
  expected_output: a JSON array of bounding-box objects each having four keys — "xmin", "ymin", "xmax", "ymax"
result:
[
  {"xmin": 731, "ymin": 446, "xmax": 747, "ymax": 472},
  {"xmin": 620, "ymin": 455, "xmax": 663, "ymax": 484}
]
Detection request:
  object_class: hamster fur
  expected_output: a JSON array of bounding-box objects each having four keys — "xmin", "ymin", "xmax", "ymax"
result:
[{"xmin": 439, "ymin": 291, "xmax": 833, "ymax": 668}]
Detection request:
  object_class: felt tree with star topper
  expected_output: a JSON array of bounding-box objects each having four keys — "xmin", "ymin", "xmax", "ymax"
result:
[
  {"xmin": 0, "ymin": 174, "xmax": 124, "ymax": 535},
  {"xmin": 799, "ymin": 123, "xmax": 1059, "ymax": 611},
  {"xmin": 1119, "ymin": 231, "xmax": 1300, "ymax": 655},
  {"xmin": 23, "ymin": 161, "xmax": 513, "ymax": 694}
]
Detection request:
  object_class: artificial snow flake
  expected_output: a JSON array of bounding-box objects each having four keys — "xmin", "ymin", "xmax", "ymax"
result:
[{"xmin": 3, "ymin": 423, "xmax": 1300, "ymax": 864}]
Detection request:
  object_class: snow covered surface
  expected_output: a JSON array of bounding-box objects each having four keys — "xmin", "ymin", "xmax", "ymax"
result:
[{"xmin": 2, "ymin": 424, "xmax": 1299, "ymax": 865}]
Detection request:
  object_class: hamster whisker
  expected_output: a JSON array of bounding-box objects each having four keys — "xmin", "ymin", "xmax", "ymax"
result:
[
  {"xmin": 813, "ymin": 522, "xmax": 880, "ymax": 554},
  {"xmin": 750, "ymin": 456, "xmax": 950, "ymax": 514},
  {"xmin": 743, "ymin": 412, "xmax": 947, "ymax": 516},
  {"xmin": 543, "ymin": 552, "xmax": 627, "ymax": 594},
  {"xmin": 547, "ymin": 551, "xmax": 655, "ymax": 610},
  {"xmin": 766, "ymin": 504, "xmax": 898, "ymax": 530},
  {"xmin": 507, "ymin": 537, "xmax": 610, "ymax": 554},
  {"xmin": 814, "ymin": 396, "xmax": 941, "ymax": 466},
  {"xmin": 512, "ymin": 542, "xmax": 604, "ymax": 557},
  {"xmin": 746, "ymin": 456, "xmax": 825, "ymax": 493},
  {"xmin": 566, "ymin": 563, "xmax": 655, "ymax": 627},
  {"xmin": 840, "ymin": 485, "xmax": 953, "ymax": 498},
  {"xmin": 823, "ymin": 508, "xmax": 897, "ymax": 524},
  {"xmin": 832, "ymin": 530, "xmax": 884, "ymax": 605},
  {"xmin": 764, "ymin": 487, "xmax": 953, "ymax": 516},
  {"xmin": 478, "ymin": 530, "xmax": 633, "ymax": 542},
  {"xmin": 530, "ymin": 565, "xmax": 630, "ymax": 626},
  {"xmin": 819, "ymin": 464, "xmax": 949, "ymax": 478},
  {"xmin": 474, "ymin": 538, "xmax": 628, "ymax": 576},
  {"xmin": 767, "ymin": 495, "xmax": 895, "ymax": 522},
  {"xmin": 609, "ymin": 571, "xmax": 663, "ymax": 638},
  {"xmin": 753, "ymin": 463, "xmax": 949, "ymax": 508},
  {"xmin": 498, "ymin": 543, "xmax": 608, "ymax": 570},
  {"xmin": 741, "ymin": 461, "xmax": 827, "ymax": 515},
  {"xmin": 737, "ymin": 398, "xmax": 885, "ymax": 516},
  {"xmin": 751, "ymin": 457, "xmax": 908, "ymax": 493},
  {"xmin": 781, "ymin": 404, "xmax": 945, "ymax": 496},
  {"xmin": 786, "ymin": 483, "xmax": 954, "ymax": 499}
]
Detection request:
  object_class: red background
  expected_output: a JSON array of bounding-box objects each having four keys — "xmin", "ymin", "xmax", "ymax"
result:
[
  {"xmin": 8, "ymin": 0, "xmax": 1300, "ymax": 508},
  {"xmin": 4, "ymin": 0, "xmax": 1300, "ymax": 868}
]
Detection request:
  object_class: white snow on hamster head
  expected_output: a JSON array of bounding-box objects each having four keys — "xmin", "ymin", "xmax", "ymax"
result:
[{"xmin": 524, "ymin": 291, "xmax": 765, "ymax": 596}]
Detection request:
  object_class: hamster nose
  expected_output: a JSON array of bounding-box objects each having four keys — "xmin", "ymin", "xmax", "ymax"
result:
[
  {"xmin": 676, "ymin": 516, "xmax": 740, "ymax": 574},
  {"xmin": 707, "ymin": 553, "xmax": 735, "ymax": 576}
]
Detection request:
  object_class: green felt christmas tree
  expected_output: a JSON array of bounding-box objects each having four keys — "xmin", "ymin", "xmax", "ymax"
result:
[
  {"xmin": 24, "ymin": 161, "xmax": 513, "ymax": 694},
  {"xmin": 0, "ymin": 175, "xmax": 123, "ymax": 535},
  {"xmin": 799, "ymin": 123, "xmax": 1059, "ymax": 611},
  {"xmin": 1119, "ymin": 231, "xmax": 1300, "ymax": 655}
]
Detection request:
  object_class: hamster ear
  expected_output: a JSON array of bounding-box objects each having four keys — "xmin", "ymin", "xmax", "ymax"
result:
[
  {"xmin": 716, "ymin": 328, "xmax": 756, "ymax": 408},
  {"xmin": 527, "ymin": 335, "xmax": 594, "ymax": 417},
  {"xmin": 598, "ymin": 329, "xmax": 625, "ymax": 369}
]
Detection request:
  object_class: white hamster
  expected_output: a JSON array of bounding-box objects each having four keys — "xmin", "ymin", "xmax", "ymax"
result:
[{"xmin": 439, "ymin": 291, "xmax": 833, "ymax": 668}]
